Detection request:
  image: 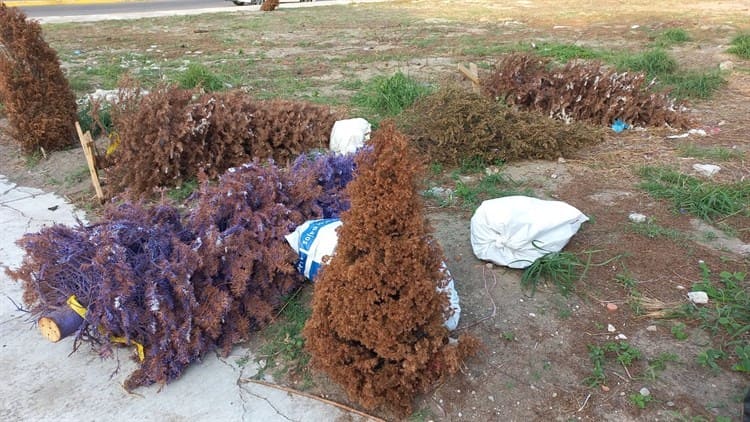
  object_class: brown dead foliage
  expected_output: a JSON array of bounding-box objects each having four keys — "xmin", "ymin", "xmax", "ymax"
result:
[
  {"xmin": 260, "ymin": 0, "xmax": 280, "ymax": 11},
  {"xmin": 0, "ymin": 4, "xmax": 77, "ymax": 153},
  {"xmin": 482, "ymin": 53, "xmax": 692, "ymax": 129},
  {"xmin": 107, "ymin": 85, "xmax": 338, "ymax": 197},
  {"xmin": 401, "ymin": 85, "xmax": 603, "ymax": 166},
  {"xmin": 303, "ymin": 122, "xmax": 479, "ymax": 417}
]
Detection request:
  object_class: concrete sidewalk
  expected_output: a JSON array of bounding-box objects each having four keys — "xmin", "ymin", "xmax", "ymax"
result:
[{"xmin": 0, "ymin": 175, "xmax": 371, "ymax": 422}]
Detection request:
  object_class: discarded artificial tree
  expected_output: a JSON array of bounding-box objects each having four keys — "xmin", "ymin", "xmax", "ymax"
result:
[
  {"xmin": 0, "ymin": 3, "xmax": 77, "ymax": 153},
  {"xmin": 303, "ymin": 122, "xmax": 478, "ymax": 416}
]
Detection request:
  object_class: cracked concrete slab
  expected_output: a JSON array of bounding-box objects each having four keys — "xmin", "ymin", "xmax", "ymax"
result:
[{"xmin": 0, "ymin": 178, "xmax": 371, "ymax": 422}]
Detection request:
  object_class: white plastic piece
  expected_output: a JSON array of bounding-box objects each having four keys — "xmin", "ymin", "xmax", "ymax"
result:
[
  {"xmin": 285, "ymin": 218, "xmax": 461, "ymax": 330},
  {"xmin": 692, "ymin": 163, "xmax": 721, "ymax": 177},
  {"xmin": 329, "ymin": 118, "xmax": 371, "ymax": 155},
  {"xmin": 687, "ymin": 291, "xmax": 709, "ymax": 304},
  {"xmin": 628, "ymin": 213, "xmax": 647, "ymax": 223},
  {"xmin": 470, "ymin": 196, "xmax": 589, "ymax": 269}
]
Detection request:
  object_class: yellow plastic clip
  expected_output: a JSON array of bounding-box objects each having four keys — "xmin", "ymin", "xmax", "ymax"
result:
[
  {"xmin": 66, "ymin": 295, "xmax": 145, "ymax": 362},
  {"xmin": 111, "ymin": 336, "xmax": 145, "ymax": 362},
  {"xmin": 66, "ymin": 295, "xmax": 88, "ymax": 318}
]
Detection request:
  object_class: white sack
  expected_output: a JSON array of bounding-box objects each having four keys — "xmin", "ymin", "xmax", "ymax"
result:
[
  {"xmin": 285, "ymin": 218, "xmax": 461, "ymax": 330},
  {"xmin": 470, "ymin": 196, "xmax": 588, "ymax": 269},
  {"xmin": 329, "ymin": 118, "xmax": 371, "ymax": 155}
]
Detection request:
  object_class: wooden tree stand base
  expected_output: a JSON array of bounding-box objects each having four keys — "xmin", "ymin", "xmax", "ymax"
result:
[{"xmin": 38, "ymin": 308, "xmax": 84, "ymax": 343}]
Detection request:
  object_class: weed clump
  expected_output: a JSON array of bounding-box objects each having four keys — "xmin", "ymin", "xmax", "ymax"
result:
[
  {"xmin": 0, "ymin": 4, "xmax": 77, "ymax": 153},
  {"xmin": 303, "ymin": 122, "xmax": 478, "ymax": 416},
  {"xmin": 727, "ymin": 33, "xmax": 750, "ymax": 59},
  {"xmin": 482, "ymin": 53, "xmax": 692, "ymax": 129},
  {"xmin": 108, "ymin": 85, "xmax": 338, "ymax": 197},
  {"xmin": 401, "ymin": 85, "xmax": 602, "ymax": 166},
  {"xmin": 352, "ymin": 71, "xmax": 433, "ymax": 119}
]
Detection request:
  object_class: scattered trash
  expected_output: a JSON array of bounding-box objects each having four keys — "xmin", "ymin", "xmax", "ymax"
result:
[
  {"xmin": 615, "ymin": 333, "xmax": 627, "ymax": 340},
  {"xmin": 628, "ymin": 213, "xmax": 647, "ymax": 223},
  {"xmin": 639, "ymin": 387, "xmax": 651, "ymax": 397},
  {"xmin": 692, "ymin": 163, "xmax": 721, "ymax": 177},
  {"xmin": 667, "ymin": 128, "xmax": 708, "ymax": 139},
  {"xmin": 719, "ymin": 60, "xmax": 734, "ymax": 71},
  {"xmin": 687, "ymin": 291, "xmax": 709, "ymax": 304},
  {"xmin": 611, "ymin": 118, "xmax": 630, "ymax": 133},
  {"xmin": 607, "ymin": 324, "xmax": 616, "ymax": 333},
  {"xmin": 470, "ymin": 196, "xmax": 589, "ymax": 269},
  {"xmin": 646, "ymin": 325, "xmax": 657, "ymax": 332},
  {"xmin": 329, "ymin": 118, "xmax": 371, "ymax": 155},
  {"xmin": 285, "ymin": 218, "xmax": 461, "ymax": 330},
  {"xmin": 424, "ymin": 186, "xmax": 454, "ymax": 201}
]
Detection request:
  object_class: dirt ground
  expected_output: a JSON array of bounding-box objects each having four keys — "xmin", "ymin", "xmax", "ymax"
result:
[{"xmin": 1, "ymin": 1, "xmax": 749, "ymax": 421}]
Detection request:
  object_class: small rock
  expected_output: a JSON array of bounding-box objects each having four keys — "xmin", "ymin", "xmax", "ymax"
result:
[
  {"xmin": 607, "ymin": 324, "xmax": 616, "ymax": 332},
  {"xmin": 639, "ymin": 387, "xmax": 651, "ymax": 397},
  {"xmin": 606, "ymin": 303, "xmax": 618, "ymax": 312},
  {"xmin": 458, "ymin": 175, "xmax": 477, "ymax": 184},
  {"xmin": 485, "ymin": 262, "xmax": 494, "ymax": 269},
  {"xmin": 488, "ymin": 395, "xmax": 494, "ymax": 402},
  {"xmin": 529, "ymin": 313, "xmax": 536, "ymax": 318},
  {"xmin": 646, "ymin": 325, "xmax": 657, "ymax": 332},
  {"xmin": 601, "ymin": 385, "xmax": 610, "ymax": 392},
  {"xmin": 719, "ymin": 60, "xmax": 734, "ymax": 71},
  {"xmin": 557, "ymin": 157, "xmax": 567, "ymax": 164},
  {"xmin": 552, "ymin": 392, "xmax": 558, "ymax": 398},
  {"xmin": 485, "ymin": 166, "xmax": 501, "ymax": 176},
  {"xmin": 551, "ymin": 173, "xmax": 558, "ymax": 179},
  {"xmin": 666, "ymin": 401, "xmax": 675, "ymax": 407},
  {"xmin": 676, "ymin": 285, "xmax": 685, "ymax": 290},
  {"xmin": 693, "ymin": 163, "xmax": 721, "ymax": 177},
  {"xmin": 628, "ymin": 213, "xmax": 647, "ymax": 223},
  {"xmin": 688, "ymin": 291, "xmax": 709, "ymax": 304},
  {"xmin": 615, "ymin": 333, "xmax": 628, "ymax": 340}
]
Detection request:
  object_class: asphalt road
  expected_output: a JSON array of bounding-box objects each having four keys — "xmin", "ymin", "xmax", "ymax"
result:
[{"xmin": 21, "ymin": 0, "xmax": 247, "ymax": 19}]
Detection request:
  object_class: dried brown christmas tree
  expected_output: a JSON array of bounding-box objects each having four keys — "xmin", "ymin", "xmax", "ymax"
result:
[
  {"xmin": 303, "ymin": 122, "xmax": 478, "ymax": 416},
  {"xmin": 0, "ymin": 3, "xmax": 77, "ymax": 153}
]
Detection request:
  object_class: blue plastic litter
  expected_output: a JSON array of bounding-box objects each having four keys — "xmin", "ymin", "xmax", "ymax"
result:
[{"xmin": 611, "ymin": 119, "xmax": 630, "ymax": 133}]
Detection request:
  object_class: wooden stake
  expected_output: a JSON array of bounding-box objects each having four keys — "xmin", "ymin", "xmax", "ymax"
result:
[
  {"xmin": 458, "ymin": 62, "xmax": 481, "ymax": 94},
  {"xmin": 75, "ymin": 121, "xmax": 105, "ymax": 202}
]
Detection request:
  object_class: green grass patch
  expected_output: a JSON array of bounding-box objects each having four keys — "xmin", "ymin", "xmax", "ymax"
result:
[
  {"xmin": 176, "ymin": 63, "xmax": 226, "ymax": 91},
  {"xmin": 677, "ymin": 143, "xmax": 745, "ymax": 161},
  {"xmin": 584, "ymin": 341, "xmax": 642, "ymax": 387},
  {"xmin": 655, "ymin": 28, "xmax": 691, "ymax": 47},
  {"xmin": 661, "ymin": 70, "xmax": 727, "ymax": 99},
  {"xmin": 64, "ymin": 166, "xmax": 90, "ymax": 187},
  {"xmin": 629, "ymin": 220, "xmax": 686, "ymax": 241},
  {"xmin": 521, "ymin": 248, "xmax": 584, "ymax": 297},
  {"xmin": 727, "ymin": 33, "xmax": 750, "ymax": 59},
  {"xmin": 638, "ymin": 166, "xmax": 750, "ymax": 222},
  {"xmin": 351, "ymin": 71, "xmax": 433, "ymax": 119},
  {"xmin": 453, "ymin": 173, "xmax": 533, "ymax": 209},
  {"xmin": 534, "ymin": 42, "xmax": 606, "ymax": 62},
  {"xmin": 644, "ymin": 352, "xmax": 679, "ymax": 380},
  {"xmin": 255, "ymin": 290, "xmax": 312, "ymax": 383},
  {"xmin": 628, "ymin": 392, "xmax": 654, "ymax": 409},
  {"xmin": 614, "ymin": 48, "xmax": 678, "ymax": 77},
  {"xmin": 675, "ymin": 262, "xmax": 750, "ymax": 373},
  {"xmin": 167, "ymin": 179, "xmax": 198, "ymax": 203}
]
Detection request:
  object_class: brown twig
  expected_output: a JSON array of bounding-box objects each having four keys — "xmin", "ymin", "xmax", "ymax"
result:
[
  {"xmin": 238, "ymin": 378, "xmax": 386, "ymax": 422},
  {"xmin": 456, "ymin": 266, "xmax": 497, "ymax": 331}
]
